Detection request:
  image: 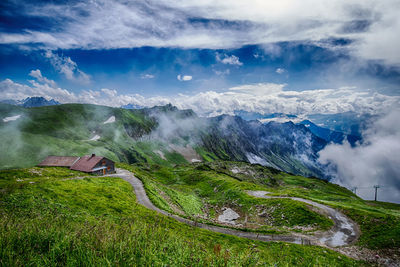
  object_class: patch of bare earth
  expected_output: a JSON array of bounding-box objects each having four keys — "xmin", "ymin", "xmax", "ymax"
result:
[
  {"xmin": 169, "ymin": 144, "xmax": 202, "ymax": 163},
  {"xmin": 153, "ymin": 150, "xmax": 166, "ymax": 160}
]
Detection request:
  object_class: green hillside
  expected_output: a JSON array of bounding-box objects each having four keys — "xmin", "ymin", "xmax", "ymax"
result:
[
  {"xmin": 1, "ymin": 103, "xmax": 400, "ymax": 265},
  {"xmin": 1, "ymin": 162, "xmax": 399, "ymax": 265},
  {"xmin": 0, "ymin": 103, "xmax": 325, "ymax": 178},
  {"xmin": 123, "ymin": 161, "xmax": 400, "ymax": 250},
  {"xmin": 0, "ymin": 103, "xmax": 161, "ymax": 168},
  {"xmin": 0, "ymin": 166, "xmax": 365, "ymax": 266}
]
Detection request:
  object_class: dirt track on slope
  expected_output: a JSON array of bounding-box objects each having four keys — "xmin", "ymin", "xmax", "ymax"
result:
[{"xmin": 107, "ymin": 168, "xmax": 359, "ymax": 248}]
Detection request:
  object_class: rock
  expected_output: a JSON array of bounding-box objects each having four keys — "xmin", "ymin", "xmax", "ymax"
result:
[{"xmin": 218, "ymin": 208, "xmax": 240, "ymax": 225}]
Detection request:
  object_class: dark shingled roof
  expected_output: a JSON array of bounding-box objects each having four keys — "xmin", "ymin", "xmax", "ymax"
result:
[
  {"xmin": 38, "ymin": 156, "xmax": 80, "ymax": 167},
  {"xmin": 70, "ymin": 155, "xmax": 105, "ymax": 173}
]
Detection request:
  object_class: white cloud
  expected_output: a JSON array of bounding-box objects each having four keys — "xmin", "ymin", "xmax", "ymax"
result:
[
  {"xmin": 0, "ymin": 78, "xmax": 76, "ymax": 103},
  {"xmin": 216, "ymin": 53, "xmax": 243, "ymax": 66},
  {"xmin": 276, "ymin": 68, "xmax": 286, "ymax": 74},
  {"xmin": 319, "ymin": 109, "xmax": 400, "ymax": 203},
  {"xmin": 0, "ymin": 71, "xmax": 169, "ymax": 107},
  {"xmin": 177, "ymin": 74, "xmax": 192, "ymax": 81},
  {"xmin": 1, "ymin": 72, "xmax": 399, "ymax": 118},
  {"xmin": 141, "ymin": 74, "xmax": 155, "ymax": 79},
  {"xmin": 101, "ymin": 88, "xmax": 118, "ymax": 97},
  {"xmin": 168, "ymin": 86, "xmax": 399, "ymax": 117},
  {"xmin": 28, "ymin": 69, "xmax": 57, "ymax": 88},
  {"xmin": 229, "ymin": 83, "xmax": 285, "ymax": 95},
  {"xmin": 44, "ymin": 51, "xmax": 91, "ymax": 84},
  {"xmin": 1, "ymin": 1, "xmax": 398, "ymax": 65}
]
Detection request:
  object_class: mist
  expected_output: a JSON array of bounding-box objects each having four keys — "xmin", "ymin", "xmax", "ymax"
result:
[
  {"xmin": 148, "ymin": 112, "xmax": 207, "ymax": 144},
  {"xmin": 318, "ymin": 109, "xmax": 400, "ymax": 203}
]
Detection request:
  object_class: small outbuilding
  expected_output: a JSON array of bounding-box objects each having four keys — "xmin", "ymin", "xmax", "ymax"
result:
[{"xmin": 38, "ymin": 154, "xmax": 115, "ymax": 175}]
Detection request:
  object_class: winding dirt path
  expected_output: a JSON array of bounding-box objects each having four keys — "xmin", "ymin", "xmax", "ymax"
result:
[{"xmin": 107, "ymin": 168, "xmax": 359, "ymax": 248}]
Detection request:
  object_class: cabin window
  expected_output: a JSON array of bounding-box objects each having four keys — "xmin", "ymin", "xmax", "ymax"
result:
[
  {"xmin": 107, "ymin": 166, "xmax": 111, "ymax": 171},
  {"xmin": 102, "ymin": 160, "xmax": 106, "ymax": 165}
]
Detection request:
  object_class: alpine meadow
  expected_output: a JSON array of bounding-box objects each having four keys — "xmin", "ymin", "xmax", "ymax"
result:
[{"xmin": 1, "ymin": 0, "xmax": 400, "ymax": 266}]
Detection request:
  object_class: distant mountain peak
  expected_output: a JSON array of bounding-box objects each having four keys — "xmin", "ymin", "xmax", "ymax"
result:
[
  {"xmin": 121, "ymin": 103, "xmax": 144, "ymax": 109},
  {"xmin": 1, "ymin": 96, "xmax": 60, "ymax": 108},
  {"xmin": 22, "ymin": 97, "xmax": 60, "ymax": 108}
]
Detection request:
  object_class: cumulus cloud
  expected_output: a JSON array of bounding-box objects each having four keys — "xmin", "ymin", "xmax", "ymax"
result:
[
  {"xmin": 1, "ymin": 74, "xmax": 399, "ymax": 118},
  {"xmin": 28, "ymin": 69, "xmax": 57, "ymax": 88},
  {"xmin": 101, "ymin": 88, "xmax": 118, "ymax": 97},
  {"xmin": 0, "ymin": 71, "xmax": 170, "ymax": 107},
  {"xmin": 170, "ymin": 86, "xmax": 399, "ymax": 117},
  {"xmin": 44, "ymin": 51, "xmax": 91, "ymax": 84},
  {"xmin": 1, "ymin": 0, "xmax": 399, "ymax": 65},
  {"xmin": 0, "ymin": 78, "xmax": 76, "ymax": 102},
  {"xmin": 229, "ymin": 83, "xmax": 285, "ymax": 96},
  {"xmin": 276, "ymin": 68, "xmax": 286, "ymax": 74},
  {"xmin": 216, "ymin": 53, "xmax": 243, "ymax": 66},
  {"xmin": 177, "ymin": 74, "xmax": 192, "ymax": 81},
  {"xmin": 318, "ymin": 109, "xmax": 400, "ymax": 203}
]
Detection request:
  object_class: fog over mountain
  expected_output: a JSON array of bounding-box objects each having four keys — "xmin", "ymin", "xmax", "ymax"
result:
[{"xmin": 319, "ymin": 109, "xmax": 400, "ymax": 203}]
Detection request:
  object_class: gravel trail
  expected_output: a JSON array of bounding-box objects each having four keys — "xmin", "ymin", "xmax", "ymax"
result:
[{"xmin": 107, "ymin": 168, "xmax": 359, "ymax": 248}]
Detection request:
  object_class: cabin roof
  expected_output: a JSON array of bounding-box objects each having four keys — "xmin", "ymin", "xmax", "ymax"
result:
[
  {"xmin": 37, "ymin": 156, "xmax": 80, "ymax": 167},
  {"xmin": 69, "ymin": 154, "xmax": 107, "ymax": 172}
]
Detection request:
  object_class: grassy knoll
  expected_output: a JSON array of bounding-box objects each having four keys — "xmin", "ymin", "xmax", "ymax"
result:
[{"xmin": 0, "ymin": 167, "xmax": 363, "ymax": 266}]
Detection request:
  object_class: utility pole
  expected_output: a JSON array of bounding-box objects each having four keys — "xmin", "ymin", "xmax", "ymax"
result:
[{"xmin": 374, "ymin": 185, "xmax": 380, "ymax": 201}]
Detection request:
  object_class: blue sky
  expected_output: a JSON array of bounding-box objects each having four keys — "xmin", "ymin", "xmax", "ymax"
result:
[{"xmin": 0, "ymin": 0, "xmax": 399, "ymax": 116}]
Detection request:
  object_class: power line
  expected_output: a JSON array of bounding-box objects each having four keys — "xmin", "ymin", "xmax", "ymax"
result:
[{"xmin": 346, "ymin": 184, "xmax": 399, "ymax": 202}]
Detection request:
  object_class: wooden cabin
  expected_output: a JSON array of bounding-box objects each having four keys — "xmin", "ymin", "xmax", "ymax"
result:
[{"xmin": 38, "ymin": 154, "xmax": 115, "ymax": 175}]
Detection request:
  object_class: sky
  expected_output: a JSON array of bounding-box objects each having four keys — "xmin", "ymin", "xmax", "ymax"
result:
[{"xmin": 0, "ymin": 0, "xmax": 399, "ymax": 117}]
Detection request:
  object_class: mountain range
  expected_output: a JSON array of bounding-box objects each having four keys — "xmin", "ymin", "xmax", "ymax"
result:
[{"xmin": 0, "ymin": 102, "xmax": 364, "ymax": 179}]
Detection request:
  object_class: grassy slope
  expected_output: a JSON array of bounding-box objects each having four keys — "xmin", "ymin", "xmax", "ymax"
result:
[
  {"xmin": 269, "ymin": 172, "xmax": 400, "ymax": 249},
  {"xmin": 122, "ymin": 163, "xmax": 333, "ymax": 234},
  {"xmin": 0, "ymin": 103, "xmax": 321, "ymax": 177},
  {"xmin": 1, "ymin": 103, "xmax": 398, "ymax": 252},
  {"xmin": 0, "ymin": 167, "xmax": 362, "ymax": 266},
  {"xmin": 0, "ymin": 103, "xmax": 190, "ymax": 169},
  {"xmin": 122, "ymin": 161, "xmax": 400, "ymax": 250}
]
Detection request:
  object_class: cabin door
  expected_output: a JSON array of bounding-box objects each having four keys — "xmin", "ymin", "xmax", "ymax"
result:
[{"xmin": 103, "ymin": 169, "xmax": 106, "ymax": 175}]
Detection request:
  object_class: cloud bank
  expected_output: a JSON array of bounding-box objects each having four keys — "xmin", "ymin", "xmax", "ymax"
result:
[
  {"xmin": 1, "ymin": 72, "xmax": 398, "ymax": 118},
  {"xmin": 319, "ymin": 109, "xmax": 400, "ymax": 203},
  {"xmin": 1, "ymin": 0, "xmax": 399, "ymax": 65}
]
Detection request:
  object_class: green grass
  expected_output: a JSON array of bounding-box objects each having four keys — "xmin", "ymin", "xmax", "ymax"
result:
[
  {"xmin": 0, "ymin": 103, "xmax": 192, "ymax": 169},
  {"xmin": 263, "ymin": 173, "xmax": 400, "ymax": 249},
  {"xmin": 121, "ymin": 163, "xmax": 334, "ymax": 233},
  {"xmin": 201, "ymin": 161, "xmax": 400, "ymax": 249},
  {"xmin": 121, "ymin": 161, "xmax": 400, "ymax": 250},
  {"xmin": 219, "ymin": 162, "xmax": 400, "ymax": 250},
  {"xmin": 0, "ymin": 167, "xmax": 363, "ymax": 266}
]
